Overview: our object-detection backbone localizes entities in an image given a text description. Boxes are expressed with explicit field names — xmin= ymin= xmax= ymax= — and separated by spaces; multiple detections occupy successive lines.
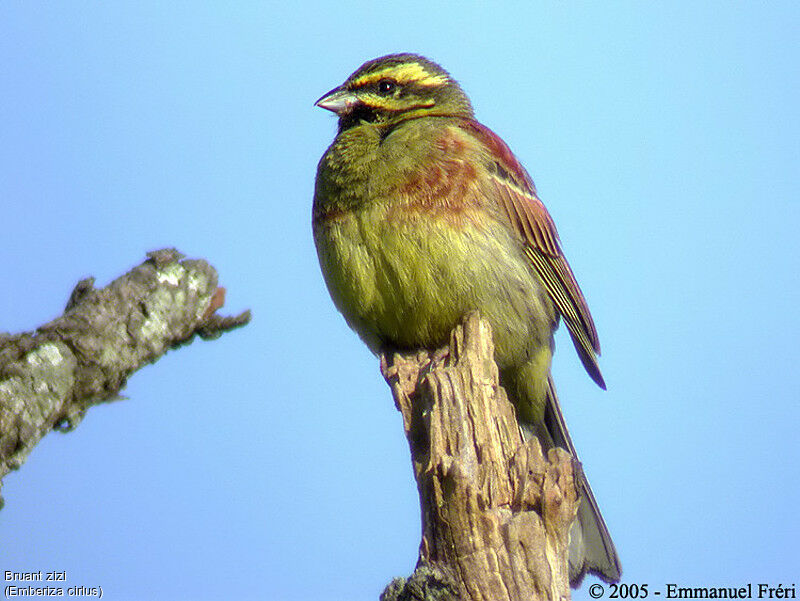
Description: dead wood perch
xmin=0 ymin=248 xmax=250 ymax=508
xmin=380 ymin=313 xmax=578 ymax=601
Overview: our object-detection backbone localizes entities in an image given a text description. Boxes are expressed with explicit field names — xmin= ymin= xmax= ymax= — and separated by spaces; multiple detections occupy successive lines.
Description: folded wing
xmin=457 ymin=119 xmax=605 ymax=389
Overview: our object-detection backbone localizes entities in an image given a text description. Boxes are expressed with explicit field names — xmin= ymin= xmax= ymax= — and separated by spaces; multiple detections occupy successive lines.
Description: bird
xmin=312 ymin=53 xmax=620 ymax=586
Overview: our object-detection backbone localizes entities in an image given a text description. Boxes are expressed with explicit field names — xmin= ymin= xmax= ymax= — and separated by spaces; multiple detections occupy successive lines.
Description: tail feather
xmin=538 ymin=376 xmax=621 ymax=586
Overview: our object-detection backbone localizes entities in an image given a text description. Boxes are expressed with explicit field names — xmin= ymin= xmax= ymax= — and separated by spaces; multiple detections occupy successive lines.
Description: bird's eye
xmin=377 ymin=79 xmax=397 ymax=95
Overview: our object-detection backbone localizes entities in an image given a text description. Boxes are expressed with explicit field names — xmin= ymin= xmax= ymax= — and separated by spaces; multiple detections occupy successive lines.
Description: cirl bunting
xmin=312 ymin=53 xmax=621 ymax=586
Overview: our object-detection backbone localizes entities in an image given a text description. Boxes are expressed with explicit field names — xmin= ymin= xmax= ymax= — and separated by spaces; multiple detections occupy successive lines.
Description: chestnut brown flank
xmin=391 ymin=132 xmax=479 ymax=225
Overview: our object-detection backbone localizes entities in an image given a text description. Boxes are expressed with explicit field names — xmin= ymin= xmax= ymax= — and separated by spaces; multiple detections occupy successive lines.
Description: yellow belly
xmin=313 ymin=202 xmax=556 ymax=371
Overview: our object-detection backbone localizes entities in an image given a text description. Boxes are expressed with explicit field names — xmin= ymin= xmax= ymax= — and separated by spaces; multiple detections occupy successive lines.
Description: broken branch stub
xmin=381 ymin=313 xmax=578 ymax=601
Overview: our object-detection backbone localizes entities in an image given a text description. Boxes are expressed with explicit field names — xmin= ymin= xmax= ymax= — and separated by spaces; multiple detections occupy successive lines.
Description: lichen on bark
xmin=0 ymin=248 xmax=250 ymax=508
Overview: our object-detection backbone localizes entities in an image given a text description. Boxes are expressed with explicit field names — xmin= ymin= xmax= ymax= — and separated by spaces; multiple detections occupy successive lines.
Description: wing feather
xmin=458 ymin=119 xmax=605 ymax=389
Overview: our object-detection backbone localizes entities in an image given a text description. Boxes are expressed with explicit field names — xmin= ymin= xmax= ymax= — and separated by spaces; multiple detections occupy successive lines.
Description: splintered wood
xmin=382 ymin=313 xmax=577 ymax=601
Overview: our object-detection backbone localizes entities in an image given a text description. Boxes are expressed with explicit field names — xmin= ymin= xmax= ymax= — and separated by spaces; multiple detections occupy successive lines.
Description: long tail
xmin=533 ymin=376 xmax=621 ymax=586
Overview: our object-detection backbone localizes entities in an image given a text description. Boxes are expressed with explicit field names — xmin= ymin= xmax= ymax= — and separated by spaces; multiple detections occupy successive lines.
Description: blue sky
xmin=1 ymin=3 xmax=798 ymax=600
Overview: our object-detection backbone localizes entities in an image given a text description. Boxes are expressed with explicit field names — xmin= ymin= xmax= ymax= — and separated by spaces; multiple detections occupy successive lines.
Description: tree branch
xmin=0 ymin=248 xmax=250 ymax=508
xmin=380 ymin=313 xmax=577 ymax=601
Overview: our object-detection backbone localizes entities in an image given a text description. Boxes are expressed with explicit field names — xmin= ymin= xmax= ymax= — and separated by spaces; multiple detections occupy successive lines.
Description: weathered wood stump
xmin=381 ymin=313 xmax=578 ymax=601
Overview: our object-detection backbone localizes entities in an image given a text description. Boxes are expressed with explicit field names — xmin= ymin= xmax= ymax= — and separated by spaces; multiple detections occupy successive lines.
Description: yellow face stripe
xmin=351 ymin=62 xmax=448 ymax=88
xmin=356 ymin=92 xmax=436 ymax=111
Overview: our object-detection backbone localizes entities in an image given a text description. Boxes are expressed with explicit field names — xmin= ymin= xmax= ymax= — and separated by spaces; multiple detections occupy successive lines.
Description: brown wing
xmin=459 ymin=119 xmax=605 ymax=389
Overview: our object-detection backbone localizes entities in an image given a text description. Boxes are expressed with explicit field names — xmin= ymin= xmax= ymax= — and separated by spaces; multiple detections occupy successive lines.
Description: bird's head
xmin=315 ymin=53 xmax=473 ymax=129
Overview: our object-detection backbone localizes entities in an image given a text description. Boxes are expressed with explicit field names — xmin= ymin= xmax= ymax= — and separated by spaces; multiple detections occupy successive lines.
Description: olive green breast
xmin=313 ymin=119 xmax=557 ymax=370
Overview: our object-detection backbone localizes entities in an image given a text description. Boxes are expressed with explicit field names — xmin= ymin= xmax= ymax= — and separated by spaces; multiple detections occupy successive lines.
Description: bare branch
xmin=381 ymin=313 xmax=577 ymax=601
xmin=0 ymin=248 xmax=250 ymax=507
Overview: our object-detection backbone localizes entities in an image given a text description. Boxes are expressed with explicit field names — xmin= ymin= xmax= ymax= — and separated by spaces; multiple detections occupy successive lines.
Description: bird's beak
xmin=315 ymin=85 xmax=357 ymax=116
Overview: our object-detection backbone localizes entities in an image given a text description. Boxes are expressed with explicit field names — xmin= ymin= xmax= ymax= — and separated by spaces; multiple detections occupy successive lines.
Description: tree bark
xmin=380 ymin=313 xmax=577 ymax=601
xmin=0 ymin=248 xmax=250 ymax=508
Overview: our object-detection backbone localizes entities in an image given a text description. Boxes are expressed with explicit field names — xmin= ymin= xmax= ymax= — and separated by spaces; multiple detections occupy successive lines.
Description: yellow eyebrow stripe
xmin=352 ymin=62 xmax=448 ymax=87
